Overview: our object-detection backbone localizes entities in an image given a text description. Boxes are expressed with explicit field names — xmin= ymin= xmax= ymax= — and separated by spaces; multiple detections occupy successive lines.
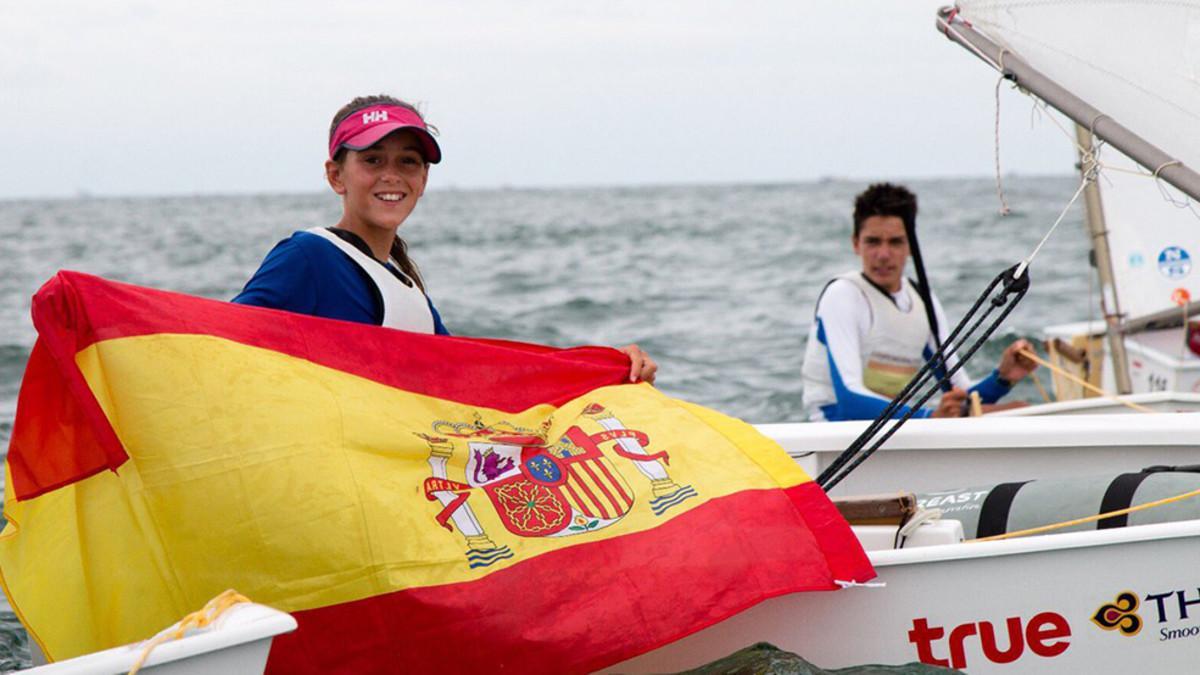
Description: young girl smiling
xmin=235 ymin=94 xmax=656 ymax=381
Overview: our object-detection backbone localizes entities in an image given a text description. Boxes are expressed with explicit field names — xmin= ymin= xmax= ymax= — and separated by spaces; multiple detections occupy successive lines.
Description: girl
xmin=235 ymin=94 xmax=656 ymax=382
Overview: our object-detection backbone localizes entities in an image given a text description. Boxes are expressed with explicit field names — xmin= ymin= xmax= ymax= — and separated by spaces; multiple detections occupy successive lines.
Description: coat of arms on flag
xmin=422 ymin=404 xmax=698 ymax=567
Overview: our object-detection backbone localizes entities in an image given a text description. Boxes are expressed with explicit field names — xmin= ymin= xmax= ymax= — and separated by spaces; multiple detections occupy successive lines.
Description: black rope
xmin=815 ymin=268 xmax=1007 ymax=486
xmin=819 ymin=264 xmax=1029 ymax=490
xmin=906 ymin=220 xmax=949 ymax=391
xmin=818 ymin=264 xmax=1031 ymax=491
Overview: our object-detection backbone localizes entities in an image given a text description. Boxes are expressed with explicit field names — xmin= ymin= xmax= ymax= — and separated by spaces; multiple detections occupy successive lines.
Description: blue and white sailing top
xmin=233 ymin=228 xmax=449 ymax=334
xmin=801 ymin=272 xmax=1009 ymax=422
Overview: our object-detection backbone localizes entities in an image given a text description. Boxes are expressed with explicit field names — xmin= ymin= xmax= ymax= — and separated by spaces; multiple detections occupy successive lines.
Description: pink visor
xmin=328 ymin=104 xmax=442 ymax=163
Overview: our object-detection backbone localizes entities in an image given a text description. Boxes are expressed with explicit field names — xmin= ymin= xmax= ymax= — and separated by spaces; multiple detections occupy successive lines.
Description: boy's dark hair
xmin=853 ymin=183 xmax=918 ymax=238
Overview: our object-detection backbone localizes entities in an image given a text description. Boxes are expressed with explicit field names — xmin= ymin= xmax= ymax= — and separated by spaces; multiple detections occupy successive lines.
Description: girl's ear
xmin=325 ymin=159 xmax=346 ymax=195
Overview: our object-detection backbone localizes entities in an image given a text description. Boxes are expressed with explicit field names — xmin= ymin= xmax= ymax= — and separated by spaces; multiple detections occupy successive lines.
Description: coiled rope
xmin=128 ymin=589 xmax=251 ymax=675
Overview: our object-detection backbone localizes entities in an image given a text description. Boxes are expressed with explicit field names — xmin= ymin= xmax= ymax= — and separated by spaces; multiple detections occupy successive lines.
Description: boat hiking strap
xmin=128 ymin=589 xmax=251 ymax=675
xmin=1016 ymin=348 xmax=1153 ymax=413
xmin=817 ymin=263 xmax=1031 ymax=492
xmin=1098 ymin=472 xmax=1155 ymax=530
xmin=968 ymin=487 xmax=1200 ymax=543
xmin=976 ymin=481 xmax=1032 ymax=539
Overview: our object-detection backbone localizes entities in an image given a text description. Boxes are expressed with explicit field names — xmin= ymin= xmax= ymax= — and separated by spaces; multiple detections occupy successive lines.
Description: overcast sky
xmin=2 ymin=1 xmax=1077 ymax=199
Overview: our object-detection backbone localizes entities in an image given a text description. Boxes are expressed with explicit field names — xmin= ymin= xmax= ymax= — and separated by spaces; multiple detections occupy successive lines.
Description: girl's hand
xmin=617 ymin=344 xmax=658 ymax=384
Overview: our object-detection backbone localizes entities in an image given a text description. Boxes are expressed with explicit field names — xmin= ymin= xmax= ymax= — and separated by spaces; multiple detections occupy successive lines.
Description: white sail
xmin=1094 ymin=147 xmax=1200 ymax=322
xmin=956 ymin=0 xmax=1200 ymax=322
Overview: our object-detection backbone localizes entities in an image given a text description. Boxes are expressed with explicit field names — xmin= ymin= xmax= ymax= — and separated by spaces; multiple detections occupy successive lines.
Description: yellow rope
xmin=1029 ymin=370 xmax=1052 ymax=403
xmin=969 ymin=487 xmax=1200 ymax=543
xmin=128 ymin=590 xmax=251 ymax=675
xmin=1018 ymin=348 xmax=1154 ymax=413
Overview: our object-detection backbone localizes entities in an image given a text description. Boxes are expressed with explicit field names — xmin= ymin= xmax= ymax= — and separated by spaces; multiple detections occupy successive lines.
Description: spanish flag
xmin=1 ymin=272 xmax=873 ymax=673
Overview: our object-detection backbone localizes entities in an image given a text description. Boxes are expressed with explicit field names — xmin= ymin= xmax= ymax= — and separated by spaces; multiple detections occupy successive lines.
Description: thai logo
xmin=1091 ymin=591 xmax=1143 ymax=637
xmin=419 ymin=403 xmax=697 ymax=569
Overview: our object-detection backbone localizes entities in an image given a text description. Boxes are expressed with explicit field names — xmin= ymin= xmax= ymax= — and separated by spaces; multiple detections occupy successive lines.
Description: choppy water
xmin=0 ymin=176 xmax=1090 ymax=669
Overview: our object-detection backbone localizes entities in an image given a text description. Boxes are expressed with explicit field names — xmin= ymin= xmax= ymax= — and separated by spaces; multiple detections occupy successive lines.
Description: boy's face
xmin=853 ymin=215 xmax=909 ymax=293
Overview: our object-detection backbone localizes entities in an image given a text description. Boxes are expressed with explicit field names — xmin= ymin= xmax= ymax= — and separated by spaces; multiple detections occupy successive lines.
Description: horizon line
xmin=0 ymin=172 xmax=1079 ymax=204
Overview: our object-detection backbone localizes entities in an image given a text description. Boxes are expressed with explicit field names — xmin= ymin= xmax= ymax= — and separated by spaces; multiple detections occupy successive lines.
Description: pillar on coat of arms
xmin=421 ymin=433 xmax=497 ymax=551
xmin=584 ymin=404 xmax=684 ymax=499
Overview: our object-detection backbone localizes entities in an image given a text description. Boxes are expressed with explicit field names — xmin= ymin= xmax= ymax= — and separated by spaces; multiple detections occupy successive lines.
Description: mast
xmin=1075 ymin=124 xmax=1133 ymax=394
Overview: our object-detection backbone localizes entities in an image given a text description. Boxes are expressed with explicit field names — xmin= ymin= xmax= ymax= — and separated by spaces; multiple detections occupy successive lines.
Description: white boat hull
xmin=758 ymin=413 xmax=1200 ymax=496
xmin=614 ymin=520 xmax=1200 ymax=673
xmin=20 ymin=603 xmax=296 ymax=675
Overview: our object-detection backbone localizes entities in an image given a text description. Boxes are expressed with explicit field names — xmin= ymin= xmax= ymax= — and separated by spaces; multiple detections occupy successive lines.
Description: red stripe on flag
xmin=12 ymin=272 xmax=637 ymax=500
xmin=573 ymin=464 xmax=616 ymax=519
xmin=594 ymin=456 xmax=635 ymax=510
xmin=7 ymin=340 xmax=129 ymax=500
xmin=786 ymin=481 xmax=879 ymax=580
xmin=31 ymin=272 xmax=631 ymax=410
xmin=577 ymin=459 xmax=624 ymax=517
xmin=563 ymin=468 xmax=604 ymax=519
xmin=265 ymin=482 xmax=872 ymax=675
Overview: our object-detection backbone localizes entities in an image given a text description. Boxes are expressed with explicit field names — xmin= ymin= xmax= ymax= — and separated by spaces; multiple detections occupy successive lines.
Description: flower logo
xmin=1091 ymin=591 xmax=1142 ymax=637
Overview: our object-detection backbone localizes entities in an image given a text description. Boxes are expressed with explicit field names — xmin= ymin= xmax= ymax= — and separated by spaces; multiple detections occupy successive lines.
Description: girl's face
xmin=325 ymin=130 xmax=429 ymax=233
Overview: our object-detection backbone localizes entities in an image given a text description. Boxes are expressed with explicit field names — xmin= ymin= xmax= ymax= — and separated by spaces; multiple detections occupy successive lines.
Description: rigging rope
xmin=994 ymin=73 xmax=1012 ymax=216
xmin=1016 ymin=348 xmax=1153 ymax=413
xmin=943 ymin=11 xmax=1200 ymax=220
xmin=1017 ymin=175 xmax=1091 ymax=279
xmin=1029 ymin=368 xmax=1052 ymax=403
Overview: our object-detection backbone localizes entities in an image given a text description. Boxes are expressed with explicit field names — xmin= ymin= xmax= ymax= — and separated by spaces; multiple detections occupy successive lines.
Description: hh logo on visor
xmin=362 ymin=110 xmax=388 ymax=124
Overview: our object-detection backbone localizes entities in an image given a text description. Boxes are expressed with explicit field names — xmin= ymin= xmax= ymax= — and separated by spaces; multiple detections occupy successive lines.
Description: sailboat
xmin=616 ymin=2 xmax=1200 ymax=671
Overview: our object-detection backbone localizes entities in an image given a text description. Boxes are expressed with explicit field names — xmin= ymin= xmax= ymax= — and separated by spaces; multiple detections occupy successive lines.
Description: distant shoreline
xmin=0 ymin=173 xmax=1078 ymax=204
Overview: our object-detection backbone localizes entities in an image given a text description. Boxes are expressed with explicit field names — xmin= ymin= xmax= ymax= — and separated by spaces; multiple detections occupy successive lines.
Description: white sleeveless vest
xmin=803 ymin=272 xmax=932 ymax=412
xmin=308 ymin=228 xmax=435 ymax=333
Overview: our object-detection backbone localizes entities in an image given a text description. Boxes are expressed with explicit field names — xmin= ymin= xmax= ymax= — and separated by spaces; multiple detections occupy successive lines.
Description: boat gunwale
xmin=868 ymin=517 xmax=1200 ymax=567
xmin=757 ymin=412 xmax=1200 ymax=454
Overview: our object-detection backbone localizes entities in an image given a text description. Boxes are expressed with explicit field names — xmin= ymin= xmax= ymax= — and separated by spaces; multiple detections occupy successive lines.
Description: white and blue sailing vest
xmin=803 ymin=272 xmax=932 ymax=409
xmin=308 ymin=227 xmax=435 ymax=333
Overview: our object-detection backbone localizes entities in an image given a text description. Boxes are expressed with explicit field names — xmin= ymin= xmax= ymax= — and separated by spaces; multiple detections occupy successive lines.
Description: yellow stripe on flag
xmin=2 ymin=332 xmax=815 ymax=660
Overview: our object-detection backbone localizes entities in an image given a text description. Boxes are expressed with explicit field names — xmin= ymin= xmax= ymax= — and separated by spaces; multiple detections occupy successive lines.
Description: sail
xmin=1092 ymin=147 xmax=1200 ymax=323
xmin=955 ymin=0 xmax=1200 ymax=323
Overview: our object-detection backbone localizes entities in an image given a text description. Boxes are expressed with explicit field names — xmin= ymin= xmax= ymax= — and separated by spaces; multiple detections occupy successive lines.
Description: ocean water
xmin=0 ymin=176 xmax=1090 ymax=669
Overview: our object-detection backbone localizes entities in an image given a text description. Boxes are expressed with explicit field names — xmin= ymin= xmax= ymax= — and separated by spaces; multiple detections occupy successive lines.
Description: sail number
xmin=1146 ymin=373 xmax=1169 ymax=392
